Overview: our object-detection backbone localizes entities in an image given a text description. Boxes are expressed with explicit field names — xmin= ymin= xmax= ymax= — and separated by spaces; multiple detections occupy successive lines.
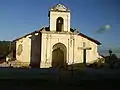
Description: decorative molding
xmin=35 ymin=33 xmax=39 ymax=36
xmin=70 ymin=39 xmax=72 ymax=47
xmin=50 ymin=4 xmax=70 ymax=12
xmin=41 ymin=31 xmax=75 ymax=35
xmin=27 ymin=35 xmax=32 ymax=38
xmin=68 ymin=39 xmax=69 ymax=63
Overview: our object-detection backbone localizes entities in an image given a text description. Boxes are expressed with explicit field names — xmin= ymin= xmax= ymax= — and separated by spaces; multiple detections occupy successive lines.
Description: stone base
xmin=40 ymin=62 xmax=52 ymax=68
xmin=9 ymin=60 xmax=30 ymax=68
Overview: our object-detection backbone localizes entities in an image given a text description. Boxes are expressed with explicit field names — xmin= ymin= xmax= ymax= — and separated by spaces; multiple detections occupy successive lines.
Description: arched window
xmin=56 ymin=17 xmax=64 ymax=32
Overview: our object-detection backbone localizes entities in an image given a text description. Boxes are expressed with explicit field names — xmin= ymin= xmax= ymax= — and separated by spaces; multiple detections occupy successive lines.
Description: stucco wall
xmin=16 ymin=35 xmax=31 ymax=65
xmin=74 ymin=35 xmax=100 ymax=64
xmin=41 ymin=32 xmax=72 ymax=68
xmin=15 ymin=31 xmax=100 ymax=68
xmin=40 ymin=32 xmax=100 ymax=68
xmin=49 ymin=11 xmax=70 ymax=32
xmin=16 ymin=32 xmax=42 ymax=67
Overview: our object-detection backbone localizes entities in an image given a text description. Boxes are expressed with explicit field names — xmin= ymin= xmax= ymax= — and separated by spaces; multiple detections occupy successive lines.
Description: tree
xmin=102 ymin=49 xmax=119 ymax=69
xmin=109 ymin=49 xmax=112 ymax=56
xmin=0 ymin=41 xmax=11 ymax=59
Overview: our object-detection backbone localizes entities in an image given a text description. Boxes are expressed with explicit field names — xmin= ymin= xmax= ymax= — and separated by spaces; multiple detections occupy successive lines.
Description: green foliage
xmin=105 ymin=50 xmax=118 ymax=63
xmin=102 ymin=49 xmax=120 ymax=69
xmin=109 ymin=49 xmax=112 ymax=56
xmin=107 ymin=54 xmax=118 ymax=68
xmin=97 ymin=58 xmax=105 ymax=66
xmin=87 ymin=58 xmax=105 ymax=68
xmin=0 ymin=41 xmax=16 ymax=59
xmin=0 ymin=41 xmax=10 ymax=57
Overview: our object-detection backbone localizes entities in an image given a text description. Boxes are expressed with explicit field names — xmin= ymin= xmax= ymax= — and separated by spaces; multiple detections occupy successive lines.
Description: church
xmin=12 ymin=4 xmax=102 ymax=68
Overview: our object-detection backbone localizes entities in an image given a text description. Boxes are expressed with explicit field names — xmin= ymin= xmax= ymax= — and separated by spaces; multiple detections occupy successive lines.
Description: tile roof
xmin=78 ymin=33 xmax=101 ymax=45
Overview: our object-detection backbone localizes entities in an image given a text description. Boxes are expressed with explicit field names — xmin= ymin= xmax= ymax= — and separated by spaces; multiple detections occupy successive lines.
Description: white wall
xmin=16 ymin=35 xmax=31 ymax=65
xmin=40 ymin=32 xmax=100 ymax=68
xmin=74 ymin=35 xmax=100 ymax=64
xmin=49 ymin=11 xmax=70 ymax=32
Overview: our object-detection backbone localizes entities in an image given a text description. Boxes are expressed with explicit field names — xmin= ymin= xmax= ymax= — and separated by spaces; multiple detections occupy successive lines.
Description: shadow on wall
xmin=30 ymin=32 xmax=42 ymax=68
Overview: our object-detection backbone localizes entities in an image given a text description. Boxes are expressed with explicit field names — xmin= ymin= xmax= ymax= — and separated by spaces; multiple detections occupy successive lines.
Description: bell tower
xmin=48 ymin=4 xmax=71 ymax=32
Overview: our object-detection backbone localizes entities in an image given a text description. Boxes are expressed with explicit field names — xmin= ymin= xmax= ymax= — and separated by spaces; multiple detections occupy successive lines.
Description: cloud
xmin=96 ymin=25 xmax=112 ymax=34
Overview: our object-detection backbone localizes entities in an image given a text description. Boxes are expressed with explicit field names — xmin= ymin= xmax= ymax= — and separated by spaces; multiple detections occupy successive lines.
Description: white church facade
xmin=12 ymin=4 xmax=101 ymax=68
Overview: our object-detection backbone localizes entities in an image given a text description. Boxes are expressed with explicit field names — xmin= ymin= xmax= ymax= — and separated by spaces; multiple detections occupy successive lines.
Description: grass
xmin=0 ymin=67 xmax=120 ymax=89
xmin=0 ymin=67 xmax=120 ymax=79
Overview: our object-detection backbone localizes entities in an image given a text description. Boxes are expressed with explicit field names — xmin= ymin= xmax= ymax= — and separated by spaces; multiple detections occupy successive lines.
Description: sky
xmin=0 ymin=0 xmax=120 ymax=56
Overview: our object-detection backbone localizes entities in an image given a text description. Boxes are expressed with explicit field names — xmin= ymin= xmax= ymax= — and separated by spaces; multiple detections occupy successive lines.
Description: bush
xmin=87 ymin=58 xmax=105 ymax=69
xmin=87 ymin=62 xmax=97 ymax=68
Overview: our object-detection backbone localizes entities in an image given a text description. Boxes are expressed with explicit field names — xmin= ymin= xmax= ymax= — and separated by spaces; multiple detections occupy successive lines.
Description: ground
xmin=0 ymin=67 xmax=120 ymax=89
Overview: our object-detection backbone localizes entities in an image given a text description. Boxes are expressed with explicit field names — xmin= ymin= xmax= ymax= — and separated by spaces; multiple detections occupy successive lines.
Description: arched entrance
xmin=56 ymin=17 xmax=64 ymax=32
xmin=52 ymin=43 xmax=67 ymax=68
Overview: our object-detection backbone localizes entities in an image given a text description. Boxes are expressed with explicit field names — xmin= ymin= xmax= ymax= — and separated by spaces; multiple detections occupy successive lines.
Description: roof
xmin=78 ymin=33 xmax=101 ymax=45
xmin=50 ymin=4 xmax=70 ymax=12
xmin=12 ymin=27 xmax=101 ymax=45
xmin=12 ymin=27 xmax=44 ymax=42
xmin=70 ymin=28 xmax=101 ymax=45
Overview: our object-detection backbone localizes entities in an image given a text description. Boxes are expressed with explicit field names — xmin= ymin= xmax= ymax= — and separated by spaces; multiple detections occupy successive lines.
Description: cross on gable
xmin=78 ymin=47 xmax=91 ymax=50
xmin=78 ymin=42 xmax=92 ymax=50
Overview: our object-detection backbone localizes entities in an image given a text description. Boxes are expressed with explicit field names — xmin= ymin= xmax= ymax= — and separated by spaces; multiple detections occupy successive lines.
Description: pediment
xmin=50 ymin=4 xmax=70 ymax=12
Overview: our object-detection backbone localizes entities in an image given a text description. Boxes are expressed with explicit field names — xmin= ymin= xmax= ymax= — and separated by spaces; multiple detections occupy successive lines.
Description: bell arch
xmin=52 ymin=43 xmax=67 ymax=68
xmin=56 ymin=17 xmax=64 ymax=32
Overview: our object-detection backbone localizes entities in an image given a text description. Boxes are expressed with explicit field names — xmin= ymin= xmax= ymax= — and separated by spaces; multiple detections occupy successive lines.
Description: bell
xmin=58 ymin=20 xmax=61 ymax=23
